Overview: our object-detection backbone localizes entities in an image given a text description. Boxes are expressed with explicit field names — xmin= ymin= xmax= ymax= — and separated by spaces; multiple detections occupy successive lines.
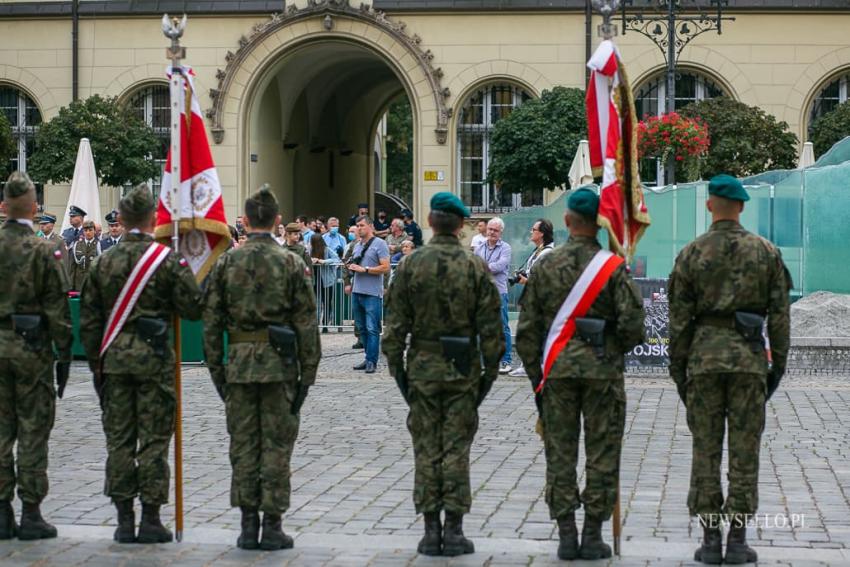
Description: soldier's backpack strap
xmin=538 ymin=250 xmax=623 ymax=392
xmin=99 ymin=242 xmax=171 ymax=357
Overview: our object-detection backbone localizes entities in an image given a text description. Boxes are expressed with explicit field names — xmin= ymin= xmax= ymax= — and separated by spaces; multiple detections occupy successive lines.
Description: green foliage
xmin=385 ymin=97 xmax=413 ymax=207
xmin=27 ymin=95 xmax=160 ymax=187
xmin=810 ymin=101 xmax=850 ymax=158
xmin=679 ymin=97 xmax=797 ymax=178
xmin=487 ymin=86 xmax=586 ymax=193
xmin=0 ymin=111 xmax=14 ymax=176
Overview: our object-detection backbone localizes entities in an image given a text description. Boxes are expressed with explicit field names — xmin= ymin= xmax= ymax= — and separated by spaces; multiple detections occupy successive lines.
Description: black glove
xmin=92 ymin=367 xmax=105 ymax=410
xmin=476 ymin=373 xmax=497 ymax=407
xmin=672 ymin=372 xmax=688 ymax=405
xmin=394 ymin=366 xmax=410 ymax=403
xmin=209 ymin=366 xmax=227 ymax=402
xmin=766 ymin=369 xmax=782 ymax=400
xmin=291 ymin=382 xmax=310 ymax=415
xmin=527 ymin=372 xmax=542 ymax=393
xmin=55 ymin=361 xmax=71 ymax=399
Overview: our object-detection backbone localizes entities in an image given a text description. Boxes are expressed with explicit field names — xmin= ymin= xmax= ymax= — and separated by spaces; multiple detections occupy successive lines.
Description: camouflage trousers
xmin=101 ymin=372 xmax=175 ymax=505
xmin=0 ymin=356 xmax=55 ymax=504
xmin=407 ymin=379 xmax=479 ymax=514
xmin=226 ymin=381 xmax=300 ymax=514
xmin=686 ymin=372 xmax=766 ymax=518
xmin=541 ymin=378 xmax=626 ymax=521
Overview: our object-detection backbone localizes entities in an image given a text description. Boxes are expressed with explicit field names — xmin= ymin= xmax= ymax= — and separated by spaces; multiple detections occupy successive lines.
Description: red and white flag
xmin=154 ymin=66 xmax=230 ymax=282
xmin=586 ymin=40 xmax=650 ymax=259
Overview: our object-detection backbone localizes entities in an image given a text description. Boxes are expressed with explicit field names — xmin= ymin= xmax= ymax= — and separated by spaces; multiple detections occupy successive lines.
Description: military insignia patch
xmin=305 ymin=267 xmax=312 ymax=276
xmin=53 ymin=249 xmax=63 ymax=259
xmin=179 ymin=257 xmax=189 ymax=267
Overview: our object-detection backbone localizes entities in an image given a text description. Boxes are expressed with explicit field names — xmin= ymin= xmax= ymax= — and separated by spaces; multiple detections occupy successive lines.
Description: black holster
xmin=268 ymin=325 xmax=298 ymax=365
xmin=734 ymin=311 xmax=766 ymax=354
xmin=575 ymin=317 xmax=606 ymax=359
xmin=135 ymin=317 xmax=169 ymax=357
xmin=11 ymin=314 xmax=45 ymax=352
xmin=440 ymin=336 xmax=472 ymax=377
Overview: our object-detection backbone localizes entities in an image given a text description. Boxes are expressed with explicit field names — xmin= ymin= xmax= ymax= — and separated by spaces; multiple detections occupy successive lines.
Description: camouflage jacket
xmin=382 ymin=234 xmax=505 ymax=381
xmin=203 ymin=233 xmax=321 ymax=386
xmin=516 ymin=235 xmax=645 ymax=382
xmin=70 ymin=238 xmax=99 ymax=290
xmin=284 ymin=242 xmax=312 ymax=271
xmin=0 ymin=221 xmax=72 ymax=360
xmin=668 ymin=219 xmax=792 ymax=381
xmin=79 ymin=233 xmax=202 ymax=374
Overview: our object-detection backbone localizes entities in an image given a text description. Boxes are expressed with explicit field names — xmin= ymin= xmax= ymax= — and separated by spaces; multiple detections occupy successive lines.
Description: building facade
xmin=1 ymin=0 xmax=848 ymax=224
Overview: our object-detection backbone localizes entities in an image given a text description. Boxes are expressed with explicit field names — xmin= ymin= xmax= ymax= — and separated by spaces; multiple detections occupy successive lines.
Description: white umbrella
xmin=569 ymin=140 xmax=594 ymax=189
xmin=61 ymin=138 xmax=102 ymax=231
xmin=797 ymin=141 xmax=815 ymax=169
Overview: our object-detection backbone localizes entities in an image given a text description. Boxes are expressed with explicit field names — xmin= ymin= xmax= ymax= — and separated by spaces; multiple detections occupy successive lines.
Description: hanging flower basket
xmin=637 ymin=112 xmax=710 ymax=182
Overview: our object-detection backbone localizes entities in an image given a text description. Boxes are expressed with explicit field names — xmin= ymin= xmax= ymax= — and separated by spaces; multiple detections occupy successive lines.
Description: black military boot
xmin=442 ymin=511 xmax=474 ymax=556
xmin=557 ymin=513 xmax=579 ymax=560
xmin=237 ymin=507 xmax=260 ymax=550
xmin=113 ymin=499 xmax=136 ymax=543
xmin=0 ymin=500 xmax=17 ymax=540
xmin=259 ymin=513 xmax=294 ymax=551
xmin=725 ymin=523 xmax=758 ymax=564
xmin=417 ymin=512 xmax=442 ymax=556
xmin=136 ymin=504 xmax=173 ymax=543
xmin=693 ymin=523 xmax=722 ymax=564
xmin=579 ymin=516 xmax=612 ymax=560
xmin=18 ymin=501 xmax=57 ymax=540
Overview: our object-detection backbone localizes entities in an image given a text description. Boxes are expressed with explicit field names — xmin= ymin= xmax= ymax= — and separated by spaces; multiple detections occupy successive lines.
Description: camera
xmin=508 ymin=270 xmax=527 ymax=286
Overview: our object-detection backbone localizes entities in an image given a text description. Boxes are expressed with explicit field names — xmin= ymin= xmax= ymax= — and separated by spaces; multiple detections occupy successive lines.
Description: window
xmin=128 ymin=84 xmax=170 ymax=197
xmin=808 ymin=73 xmax=849 ymax=139
xmin=635 ymin=71 xmax=726 ymax=185
xmin=0 ymin=86 xmax=41 ymax=177
xmin=457 ymin=84 xmax=534 ymax=213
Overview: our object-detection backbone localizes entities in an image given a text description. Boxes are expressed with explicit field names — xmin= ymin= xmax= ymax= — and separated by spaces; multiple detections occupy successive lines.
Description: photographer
xmin=345 ymin=216 xmax=390 ymax=373
xmin=508 ymin=218 xmax=555 ymax=377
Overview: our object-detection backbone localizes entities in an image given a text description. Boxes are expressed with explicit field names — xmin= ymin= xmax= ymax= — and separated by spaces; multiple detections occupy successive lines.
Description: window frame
xmin=807 ymin=73 xmax=849 ymax=139
xmin=0 ymin=85 xmax=41 ymax=176
xmin=127 ymin=83 xmax=170 ymax=199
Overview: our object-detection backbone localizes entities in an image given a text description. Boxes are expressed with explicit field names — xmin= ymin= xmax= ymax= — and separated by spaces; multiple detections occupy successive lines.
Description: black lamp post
xmin=592 ymin=0 xmax=734 ymax=183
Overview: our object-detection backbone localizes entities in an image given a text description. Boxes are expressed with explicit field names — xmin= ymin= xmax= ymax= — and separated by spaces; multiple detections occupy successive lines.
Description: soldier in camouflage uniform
xmin=383 ymin=192 xmax=504 ymax=557
xmin=668 ymin=174 xmax=791 ymax=565
xmin=203 ymin=188 xmax=321 ymax=551
xmin=69 ymin=220 xmax=100 ymax=290
xmin=79 ymin=184 xmax=202 ymax=544
xmin=0 ymin=172 xmax=72 ymax=541
xmin=283 ymin=222 xmax=312 ymax=268
xmin=516 ymin=188 xmax=645 ymax=561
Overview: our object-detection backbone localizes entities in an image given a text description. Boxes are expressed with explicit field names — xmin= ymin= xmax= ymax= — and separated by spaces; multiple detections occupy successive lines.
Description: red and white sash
xmin=538 ymin=250 xmax=624 ymax=392
xmin=99 ymin=242 xmax=171 ymax=357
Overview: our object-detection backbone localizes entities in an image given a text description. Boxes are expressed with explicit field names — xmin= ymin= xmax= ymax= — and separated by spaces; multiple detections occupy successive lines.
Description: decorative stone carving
xmin=206 ymin=0 xmax=452 ymax=145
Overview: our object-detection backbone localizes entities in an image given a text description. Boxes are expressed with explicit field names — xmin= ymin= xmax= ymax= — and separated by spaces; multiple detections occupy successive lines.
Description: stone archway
xmin=206 ymin=0 xmax=452 ymax=219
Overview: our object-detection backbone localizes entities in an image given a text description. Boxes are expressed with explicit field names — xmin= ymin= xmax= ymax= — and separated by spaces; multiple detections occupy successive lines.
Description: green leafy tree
xmin=28 ymin=95 xmax=160 ymax=187
xmin=810 ymin=101 xmax=850 ymax=158
xmin=0 ymin=112 xmax=15 ymax=177
xmin=487 ymin=86 xmax=586 ymax=193
xmin=679 ymin=97 xmax=797 ymax=178
xmin=385 ymin=97 xmax=413 ymax=206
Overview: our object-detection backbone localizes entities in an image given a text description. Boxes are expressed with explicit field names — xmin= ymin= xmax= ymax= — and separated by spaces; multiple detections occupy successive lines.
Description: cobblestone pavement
xmin=1 ymin=334 xmax=848 ymax=565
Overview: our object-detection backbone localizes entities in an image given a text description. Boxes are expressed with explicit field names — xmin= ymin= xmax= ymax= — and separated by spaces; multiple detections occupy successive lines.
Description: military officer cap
xmin=105 ymin=210 xmax=119 ymax=225
xmin=285 ymin=222 xmax=301 ymax=233
xmin=4 ymin=171 xmax=35 ymax=199
xmin=69 ymin=205 xmax=87 ymax=217
xmin=567 ymin=187 xmax=600 ymax=220
xmin=430 ymin=191 xmax=470 ymax=218
xmin=82 ymin=220 xmax=95 ymax=229
xmin=708 ymin=174 xmax=749 ymax=202
xmin=119 ymin=183 xmax=156 ymax=217
xmin=39 ymin=212 xmax=57 ymax=224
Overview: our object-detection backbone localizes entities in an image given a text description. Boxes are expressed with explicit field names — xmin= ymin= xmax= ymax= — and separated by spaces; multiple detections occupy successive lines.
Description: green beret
xmin=708 ymin=174 xmax=749 ymax=202
xmin=430 ymin=192 xmax=469 ymax=218
xmin=119 ymin=183 xmax=155 ymax=217
xmin=567 ymin=187 xmax=600 ymax=219
xmin=4 ymin=171 xmax=34 ymax=199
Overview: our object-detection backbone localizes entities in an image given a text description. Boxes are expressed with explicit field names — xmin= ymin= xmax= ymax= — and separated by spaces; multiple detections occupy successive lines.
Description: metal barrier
xmin=310 ymin=263 xmax=400 ymax=332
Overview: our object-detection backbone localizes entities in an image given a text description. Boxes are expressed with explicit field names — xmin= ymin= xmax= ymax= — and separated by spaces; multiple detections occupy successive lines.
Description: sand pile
xmin=790 ymin=291 xmax=850 ymax=338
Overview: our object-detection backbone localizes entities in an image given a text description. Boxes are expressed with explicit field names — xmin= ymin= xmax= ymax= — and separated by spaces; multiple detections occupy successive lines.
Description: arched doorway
xmin=247 ymin=39 xmax=411 ymax=221
xmin=207 ymin=4 xmax=454 ymax=222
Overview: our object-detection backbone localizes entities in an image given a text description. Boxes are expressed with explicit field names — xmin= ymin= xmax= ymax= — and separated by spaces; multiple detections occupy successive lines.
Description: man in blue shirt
xmin=475 ymin=217 xmax=513 ymax=373
xmin=346 ymin=216 xmax=391 ymax=374
xmin=322 ymin=217 xmax=347 ymax=259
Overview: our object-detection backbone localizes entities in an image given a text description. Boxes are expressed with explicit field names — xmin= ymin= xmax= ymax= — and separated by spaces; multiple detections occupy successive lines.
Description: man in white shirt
xmin=470 ymin=219 xmax=488 ymax=251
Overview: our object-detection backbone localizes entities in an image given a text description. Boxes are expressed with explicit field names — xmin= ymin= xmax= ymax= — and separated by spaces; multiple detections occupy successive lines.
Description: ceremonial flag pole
xmin=163 ymin=13 xmax=187 ymax=543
